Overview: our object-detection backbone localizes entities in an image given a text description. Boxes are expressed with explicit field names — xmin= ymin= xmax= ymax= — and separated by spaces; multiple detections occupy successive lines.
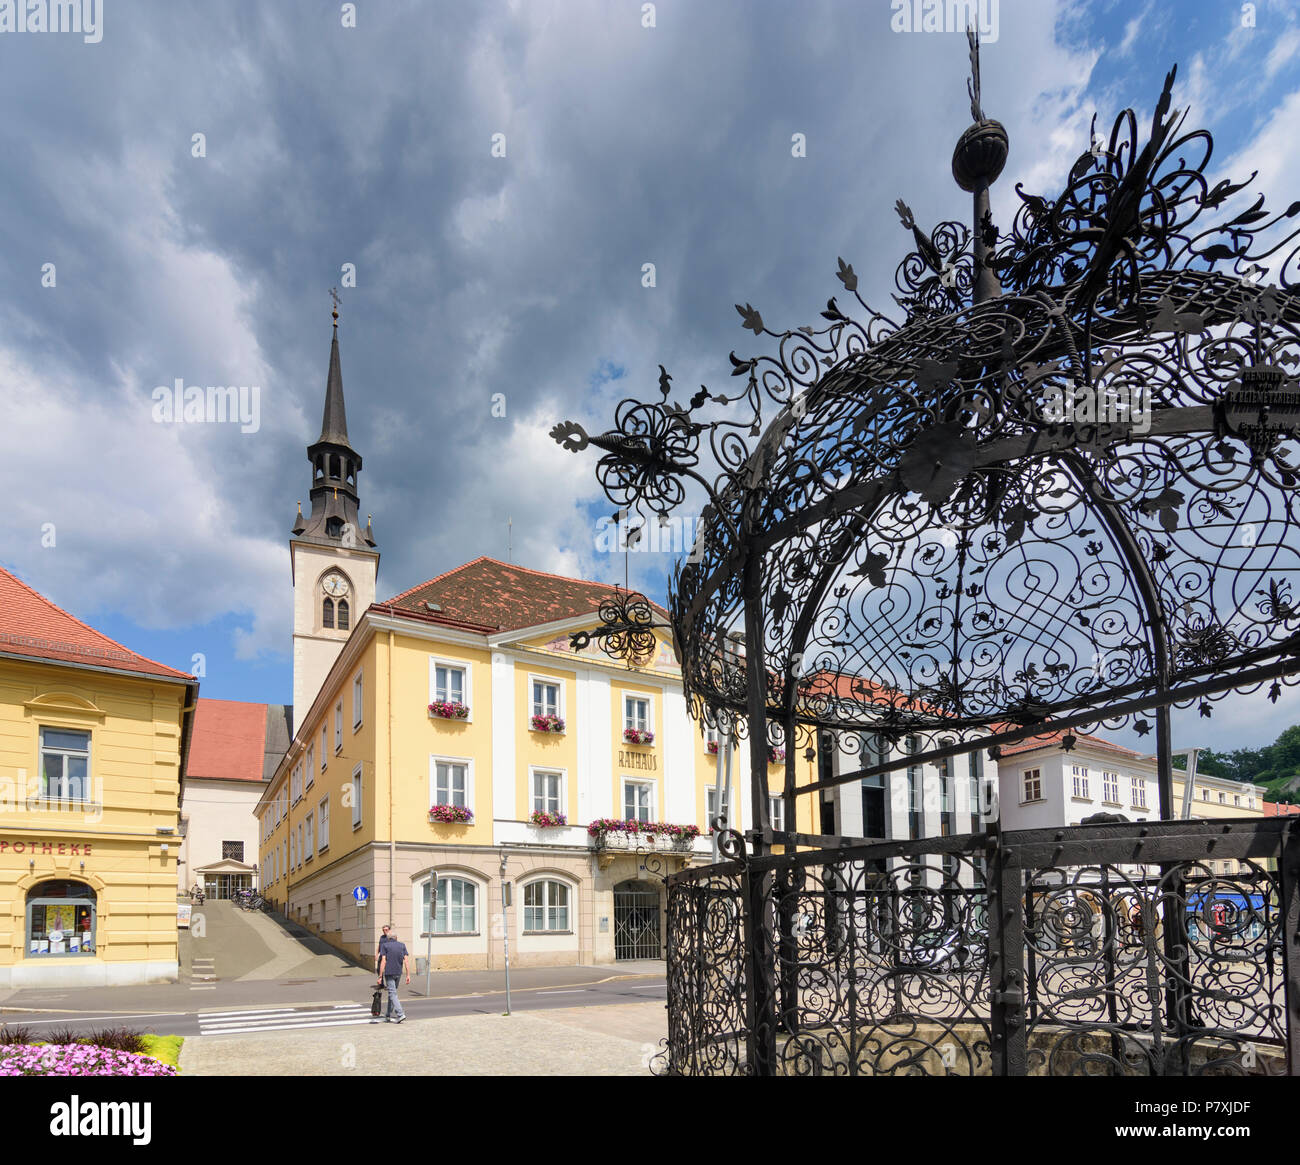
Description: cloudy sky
xmin=2 ymin=0 xmax=1298 ymax=751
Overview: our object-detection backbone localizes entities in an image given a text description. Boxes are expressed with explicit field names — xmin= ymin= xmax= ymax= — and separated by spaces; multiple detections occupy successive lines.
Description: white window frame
xmin=769 ymin=795 xmax=785 ymax=833
xmin=1022 ymin=768 xmax=1042 ymax=804
xmin=298 ymin=822 xmax=304 ymax=867
xmin=352 ymin=765 xmax=363 ymax=829
xmin=38 ymin=727 xmax=92 ymax=804
xmin=429 ymin=657 xmax=472 ymax=719
xmin=353 ymin=670 xmax=364 ymax=730
xmin=430 ymin=754 xmax=475 ymax=812
xmin=529 ymin=674 xmax=564 ymax=722
xmin=522 ymin=878 xmax=573 ymax=934
xmin=304 ymin=812 xmax=314 ymax=861
xmin=320 ymin=725 xmax=328 ymax=770
xmin=335 ymin=702 xmax=343 ymax=752
xmin=623 ymin=777 xmax=655 ymax=823
xmin=1071 ymin=764 xmax=1089 ymax=799
xmin=1102 ymin=770 xmax=1120 ymax=804
xmin=424 ymin=874 xmax=480 ymax=936
xmin=623 ymin=692 xmax=653 ymax=733
xmin=305 ymin=746 xmax=314 ymax=790
xmin=318 ymin=796 xmax=330 ymax=851
xmin=1132 ymin=777 xmax=1149 ymax=809
xmin=529 ymin=767 xmax=565 ymax=816
xmin=706 ymin=785 xmax=732 ymax=827
xmin=289 ymin=830 xmax=295 ymax=869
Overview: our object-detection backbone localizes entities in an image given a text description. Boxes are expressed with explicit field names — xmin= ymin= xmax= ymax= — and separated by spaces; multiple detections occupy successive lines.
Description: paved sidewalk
xmin=179 ymin=1000 xmax=667 ymax=1076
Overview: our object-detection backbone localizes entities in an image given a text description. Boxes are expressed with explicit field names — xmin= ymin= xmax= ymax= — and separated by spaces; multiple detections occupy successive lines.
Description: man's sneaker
xmin=393 ymin=1015 xmax=405 ymax=1024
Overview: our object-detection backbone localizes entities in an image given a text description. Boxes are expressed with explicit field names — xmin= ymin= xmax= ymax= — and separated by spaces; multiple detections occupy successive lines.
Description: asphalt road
xmin=0 ymin=975 xmax=668 ymax=1041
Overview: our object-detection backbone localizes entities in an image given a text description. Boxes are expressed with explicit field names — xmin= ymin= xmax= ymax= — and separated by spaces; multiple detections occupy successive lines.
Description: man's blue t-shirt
xmin=380 ymin=940 xmax=408 ymax=978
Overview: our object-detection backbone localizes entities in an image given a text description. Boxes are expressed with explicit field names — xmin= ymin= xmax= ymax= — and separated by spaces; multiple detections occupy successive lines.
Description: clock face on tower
xmin=322 ymin=573 xmax=350 ymax=598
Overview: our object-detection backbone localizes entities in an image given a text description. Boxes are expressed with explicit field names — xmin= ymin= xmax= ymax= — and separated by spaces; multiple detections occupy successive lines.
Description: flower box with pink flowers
xmin=428 ymin=804 xmax=473 ymax=824
xmin=530 ymin=714 xmax=565 ymax=734
xmin=623 ymin=728 xmax=655 ymax=746
xmin=428 ymin=700 xmax=470 ymax=721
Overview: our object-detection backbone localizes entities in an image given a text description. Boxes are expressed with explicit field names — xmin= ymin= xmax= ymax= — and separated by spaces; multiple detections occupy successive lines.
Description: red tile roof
xmin=1264 ymin=800 xmax=1300 ymax=816
xmin=188 ymin=699 xmax=272 ymax=783
xmin=380 ymin=556 xmax=669 ymax=633
xmin=996 ymin=730 xmax=1149 ymax=761
xmin=0 ymin=566 xmax=192 ymax=680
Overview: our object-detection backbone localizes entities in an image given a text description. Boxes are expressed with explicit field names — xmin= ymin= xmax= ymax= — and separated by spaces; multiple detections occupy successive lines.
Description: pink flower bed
xmin=0 ymin=1044 xmax=175 ymax=1077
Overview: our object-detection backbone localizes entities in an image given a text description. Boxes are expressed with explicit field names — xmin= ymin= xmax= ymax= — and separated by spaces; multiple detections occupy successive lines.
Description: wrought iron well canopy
xmin=555 ymin=33 xmax=1300 ymax=832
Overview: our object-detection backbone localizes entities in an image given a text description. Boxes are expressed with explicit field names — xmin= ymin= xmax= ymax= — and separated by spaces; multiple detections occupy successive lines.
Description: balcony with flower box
xmin=588 ymin=818 xmax=701 ymax=869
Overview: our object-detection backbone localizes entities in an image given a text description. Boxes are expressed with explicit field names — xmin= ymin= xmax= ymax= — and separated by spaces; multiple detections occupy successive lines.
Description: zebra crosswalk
xmin=197 ymin=1003 xmax=378 ymax=1035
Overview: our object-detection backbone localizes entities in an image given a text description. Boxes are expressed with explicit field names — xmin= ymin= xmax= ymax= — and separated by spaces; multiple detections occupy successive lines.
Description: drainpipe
xmin=388 ymin=628 xmax=396 ymax=951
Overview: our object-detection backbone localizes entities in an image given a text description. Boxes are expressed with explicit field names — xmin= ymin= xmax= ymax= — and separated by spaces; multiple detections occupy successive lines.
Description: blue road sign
xmin=352 ymin=885 xmax=369 ymax=904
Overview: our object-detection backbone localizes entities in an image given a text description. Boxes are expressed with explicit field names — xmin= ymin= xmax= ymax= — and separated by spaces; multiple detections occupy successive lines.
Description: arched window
xmin=326 ymin=517 xmax=343 ymax=538
xmin=523 ymin=880 xmax=570 ymax=932
xmin=314 ymin=456 xmax=324 ymax=479
xmin=422 ymin=876 xmax=477 ymax=934
xmin=337 ymin=599 xmax=349 ymax=631
xmin=26 ymin=880 xmax=96 ymax=957
xmin=322 ymin=598 xmax=334 ymax=629
xmin=330 ymin=455 xmax=341 ymax=479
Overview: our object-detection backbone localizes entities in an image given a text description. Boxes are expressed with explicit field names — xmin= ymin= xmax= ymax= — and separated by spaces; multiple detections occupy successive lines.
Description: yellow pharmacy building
xmin=0 ymin=567 xmax=197 ymax=986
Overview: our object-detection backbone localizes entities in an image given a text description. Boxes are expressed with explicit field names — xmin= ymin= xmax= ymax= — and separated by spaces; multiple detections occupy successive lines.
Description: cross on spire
xmin=329 ymin=286 xmax=341 ymax=325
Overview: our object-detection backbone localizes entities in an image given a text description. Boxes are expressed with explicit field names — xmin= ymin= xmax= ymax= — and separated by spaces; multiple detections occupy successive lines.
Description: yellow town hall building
xmin=257 ymin=320 xmax=810 ymax=969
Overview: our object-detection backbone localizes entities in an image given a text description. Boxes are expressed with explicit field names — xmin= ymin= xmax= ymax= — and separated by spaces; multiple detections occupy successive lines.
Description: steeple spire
xmin=290 ymin=297 xmax=377 ymax=550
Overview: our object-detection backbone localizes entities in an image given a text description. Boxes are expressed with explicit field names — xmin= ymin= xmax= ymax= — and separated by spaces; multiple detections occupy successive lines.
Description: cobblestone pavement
xmin=178 ymin=1000 xmax=668 ymax=1076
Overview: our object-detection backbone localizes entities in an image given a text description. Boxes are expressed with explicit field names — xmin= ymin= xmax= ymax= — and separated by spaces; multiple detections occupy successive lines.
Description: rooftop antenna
xmin=507 ymin=515 xmax=513 ymax=563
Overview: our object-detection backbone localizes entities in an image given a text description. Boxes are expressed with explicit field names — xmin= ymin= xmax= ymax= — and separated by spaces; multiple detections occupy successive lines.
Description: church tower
xmin=290 ymin=302 xmax=379 ymax=734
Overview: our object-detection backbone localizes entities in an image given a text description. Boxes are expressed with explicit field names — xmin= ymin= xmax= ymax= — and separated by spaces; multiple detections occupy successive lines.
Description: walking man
xmin=377 ymin=924 xmax=411 ymax=1023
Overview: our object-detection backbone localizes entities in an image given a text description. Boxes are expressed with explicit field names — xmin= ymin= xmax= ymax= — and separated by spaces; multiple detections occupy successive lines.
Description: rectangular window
xmin=289 ymin=831 xmax=295 ymax=869
xmin=531 ymin=770 xmax=563 ymax=816
xmin=321 ymin=726 xmax=328 ymax=770
xmin=304 ymin=813 xmax=314 ymax=860
xmin=1071 ymin=764 xmax=1090 ymax=799
xmin=624 ymin=695 xmax=650 ymax=732
xmin=1132 ymin=777 xmax=1148 ymax=809
xmin=291 ymin=764 xmax=301 ymax=804
xmin=353 ymin=671 xmax=363 ymax=729
xmin=769 ymin=796 xmax=785 ymax=833
xmin=532 ymin=679 xmax=560 ymax=719
xmin=335 ymin=702 xmax=343 ymax=751
xmin=298 ymin=823 xmax=305 ymax=866
xmin=221 ymin=840 xmax=244 ymax=862
xmin=433 ymin=663 xmax=466 ymax=705
xmin=305 ymin=746 xmax=314 ymax=789
xmin=1023 ymin=769 xmax=1042 ymax=803
xmin=706 ymin=785 xmax=731 ymax=826
xmin=1102 ymin=771 xmax=1119 ymax=804
xmin=352 ymin=766 xmax=363 ymax=828
xmin=624 ymin=778 xmax=654 ymax=822
xmin=40 ymin=728 xmax=91 ymax=804
xmin=318 ymin=797 xmax=330 ymax=850
xmin=433 ymin=759 xmax=470 ymax=808
xmin=1218 ymin=791 xmax=1225 ymax=804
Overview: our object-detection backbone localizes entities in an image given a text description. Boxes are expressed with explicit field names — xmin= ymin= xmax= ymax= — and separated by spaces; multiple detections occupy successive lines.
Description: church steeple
xmin=288 ymin=295 xmax=380 ymax=736
xmin=292 ymin=300 xmax=377 ymax=550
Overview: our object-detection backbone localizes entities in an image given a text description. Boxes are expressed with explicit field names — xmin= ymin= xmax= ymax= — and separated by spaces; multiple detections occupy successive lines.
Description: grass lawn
xmin=140 ymin=1034 xmax=184 ymax=1070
